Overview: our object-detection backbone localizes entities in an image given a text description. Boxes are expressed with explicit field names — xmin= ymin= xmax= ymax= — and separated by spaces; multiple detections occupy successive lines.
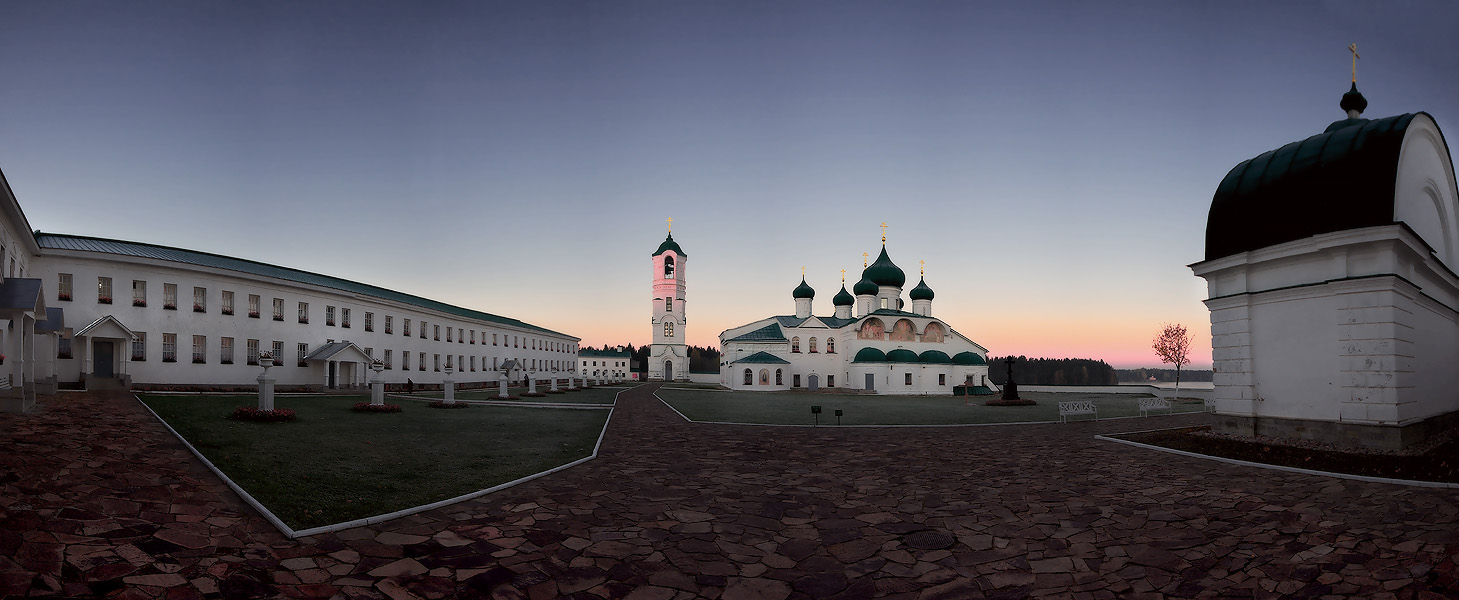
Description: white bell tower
xmin=649 ymin=219 xmax=689 ymax=382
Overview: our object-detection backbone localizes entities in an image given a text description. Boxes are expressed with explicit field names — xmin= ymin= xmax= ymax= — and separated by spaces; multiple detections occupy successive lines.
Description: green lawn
xmin=407 ymin=386 xmax=627 ymax=404
xmin=655 ymin=389 xmax=1206 ymax=426
xmin=140 ymin=394 xmax=610 ymax=530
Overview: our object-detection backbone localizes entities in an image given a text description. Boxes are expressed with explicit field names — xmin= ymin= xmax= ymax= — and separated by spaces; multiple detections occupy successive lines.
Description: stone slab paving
xmin=2 ymin=386 xmax=1457 ymax=599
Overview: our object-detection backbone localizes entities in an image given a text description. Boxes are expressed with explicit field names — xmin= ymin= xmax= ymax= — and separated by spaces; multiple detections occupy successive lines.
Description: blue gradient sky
xmin=3 ymin=2 xmax=1456 ymax=368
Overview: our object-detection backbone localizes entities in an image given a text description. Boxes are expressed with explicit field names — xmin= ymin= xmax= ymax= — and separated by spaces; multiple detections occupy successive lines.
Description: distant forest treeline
xmin=1114 ymin=368 xmax=1214 ymax=383
xmin=580 ymin=344 xmax=721 ymax=373
xmin=986 ymin=356 xmax=1118 ymax=385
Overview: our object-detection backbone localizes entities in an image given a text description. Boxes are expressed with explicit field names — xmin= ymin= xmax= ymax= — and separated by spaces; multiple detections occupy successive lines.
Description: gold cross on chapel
xmin=1349 ymin=43 xmax=1360 ymax=83
xmin=880 ymin=222 xmax=888 ymax=243
xmin=666 ymin=217 xmax=672 ymax=233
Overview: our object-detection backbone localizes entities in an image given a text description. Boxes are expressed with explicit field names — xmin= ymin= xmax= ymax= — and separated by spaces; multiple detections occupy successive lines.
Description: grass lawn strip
xmin=140 ymin=393 xmax=613 ymax=532
xmin=1102 ymin=426 xmax=1459 ymax=487
xmin=655 ymin=389 xmax=1205 ymax=426
xmin=411 ymin=386 xmax=627 ymax=404
xmin=387 ymin=394 xmax=613 ymax=410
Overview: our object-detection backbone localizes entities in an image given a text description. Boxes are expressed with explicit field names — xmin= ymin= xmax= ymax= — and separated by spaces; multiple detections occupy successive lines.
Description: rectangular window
xmin=298 ymin=302 xmax=309 ymax=324
xmin=470 ymin=356 xmax=476 ymax=371
xmin=272 ymin=341 xmax=283 ymax=365
xmin=445 ymin=355 xmax=452 ymax=370
xmin=98 ymin=277 xmax=113 ymax=304
xmin=342 ymin=307 xmax=351 ymax=329
xmin=192 ymin=335 xmax=206 ymax=363
xmin=384 ymin=349 xmax=392 ymax=369
xmin=470 ymin=330 xmax=475 ymax=344
xmin=221 ymin=291 xmax=234 ymax=315
xmin=403 ymin=318 xmax=411 ymax=336
xmin=514 ymin=336 xmax=518 ymax=348
xmin=420 ymin=321 xmax=427 ymax=339
xmin=493 ymin=357 xmax=498 ymax=370
xmin=403 ymin=351 xmax=411 ymax=370
xmin=298 ymin=343 xmax=309 ymax=367
xmin=326 ymin=305 xmax=336 ymax=326
xmin=220 ymin=337 xmax=234 ymax=364
xmin=458 ymin=328 xmax=464 ymax=344
xmin=164 ymin=283 xmax=177 ymax=309
xmin=248 ymin=294 xmax=261 ymax=318
xmin=434 ymin=325 xmax=440 ymax=341
xmin=493 ymin=333 xmax=498 ymax=346
xmin=363 ymin=311 xmax=373 ymax=332
xmin=365 ymin=347 xmax=373 ymax=359
xmin=666 ymin=297 xmax=672 ymax=312
xmin=57 ymin=273 xmax=72 ymax=301
xmin=904 ymin=373 xmax=912 ymax=385
xmin=433 ymin=354 xmax=440 ymax=371
xmin=939 ymin=374 xmax=946 ymax=386
xmin=162 ymin=333 xmax=177 ymax=362
xmin=446 ymin=327 xmax=452 ymax=342
xmin=419 ymin=354 xmax=425 ymax=371
xmin=385 ymin=316 xmax=393 ymax=334
xmin=193 ymin=287 xmax=206 ymax=313
xmin=272 ymin=298 xmax=284 ymax=320
xmin=828 ymin=375 xmax=834 ymax=387
xmin=131 ymin=332 xmax=146 ymax=361
xmin=793 ymin=374 xmax=801 ymax=388
xmin=132 ymin=280 xmax=146 ymax=307
xmin=247 ymin=339 xmax=260 ymax=365
xmin=58 ymin=328 xmax=73 ymax=359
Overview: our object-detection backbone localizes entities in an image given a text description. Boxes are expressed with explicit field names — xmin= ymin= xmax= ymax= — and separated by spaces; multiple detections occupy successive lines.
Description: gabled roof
xmin=303 ymin=341 xmax=373 ymax=363
xmin=75 ymin=315 xmax=136 ymax=340
xmin=726 ymin=322 xmax=786 ymax=342
xmin=0 ymin=278 xmax=45 ymax=313
xmin=36 ymin=307 xmax=64 ymax=333
xmin=774 ymin=316 xmax=808 ymax=328
xmin=736 ymin=351 xmax=790 ymax=364
xmin=818 ymin=317 xmax=858 ymax=329
xmin=35 ymin=233 xmax=574 ymax=338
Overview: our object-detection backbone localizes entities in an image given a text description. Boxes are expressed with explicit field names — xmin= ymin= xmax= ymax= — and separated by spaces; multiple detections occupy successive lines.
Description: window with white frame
xmin=434 ymin=325 xmax=440 ymax=341
xmin=418 ymin=354 xmax=425 ymax=371
xmin=193 ymin=287 xmax=206 ymax=313
xmin=666 ymin=297 xmax=673 ymax=312
xmin=98 ymin=277 xmax=113 ymax=304
xmin=298 ymin=343 xmax=309 ymax=366
xmin=163 ymin=333 xmax=177 ymax=362
xmin=470 ymin=356 xmax=476 ymax=371
xmin=384 ymin=349 xmax=392 ymax=369
xmin=57 ymin=328 xmax=73 ymax=359
xmin=433 ymin=354 xmax=440 ymax=371
xmin=298 ymin=302 xmax=308 ymax=324
xmin=131 ymin=332 xmax=146 ymax=361
xmin=272 ymin=341 xmax=283 ymax=364
xmin=365 ymin=347 xmax=373 ymax=359
xmin=341 ymin=307 xmax=350 ymax=328
xmin=446 ymin=327 xmax=452 ymax=342
xmin=665 ymin=322 xmax=674 ymax=337
xmin=58 ymin=273 xmax=72 ymax=301
xmin=364 ymin=311 xmax=372 ymax=332
xmin=326 ymin=305 xmax=336 ymax=326
xmin=403 ymin=351 xmax=411 ymax=370
xmin=493 ymin=333 xmax=498 ymax=346
xmin=272 ymin=298 xmax=284 ymax=320
xmin=470 ymin=330 xmax=475 ymax=344
xmin=445 ymin=355 xmax=453 ymax=370
xmin=221 ymin=291 xmax=234 ymax=315
xmin=220 ymin=337 xmax=234 ymax=364
xmin=247 ymin=339 xmax=260 ymax=365
xmin=403 ymin=318 xmax=411 ymax=336
xmin=163 ymin=283 xmax=177 ymax=309
xmin=385 ymin=315 xmax=393 ymax=334
xmin=458 ymin=328 xmax=464 ymax=344
xmin=192 ymin=335 xmax=206 ymax=363
xmin=132 ymin=280 xmax=146 ymax=307
xmin=248 ymin=294 xmax=261 ymax=318
xmin=421 ymin=321 xmax=427 ymax=339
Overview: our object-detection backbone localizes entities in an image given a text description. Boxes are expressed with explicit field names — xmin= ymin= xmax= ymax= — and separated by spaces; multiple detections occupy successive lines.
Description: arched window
xmin=809 ymin=337 xmax=818 ymax=353
xmin=826 ymin=338 xmax=836 ymax=354
xmin=744 ymin=368 xmax=753 ymax=385
xmin=664 ymin=255 xmax=676 ymax=279
xmin=665 ymin=322 xmax=674 ymax=337
xmin=759 ymin=369 xmax=770 ymax=385
xmin=775 ymin=369 xmax=783 ymax=385
xmin=791 ymin=337 xmax=801 ymax=353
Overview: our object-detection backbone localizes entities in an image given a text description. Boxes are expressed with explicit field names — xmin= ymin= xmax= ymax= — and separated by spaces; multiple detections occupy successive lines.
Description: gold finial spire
xmin=880 ymin=222 xmax=888 ymax=243
xmin=863 ymin=252 xmax=869 ymax=267
xmin=841 ymin=268 xmax=846 ymax=283
xmin=1349 ymin=43 xmax=1360 ymax=83
xmin=801 ymin=265 xmax=806 ymax=278
xmin=666 ymin=217 xmax=672 ymax=233
xmin=920 ymin=260 xmax=925 ymax=276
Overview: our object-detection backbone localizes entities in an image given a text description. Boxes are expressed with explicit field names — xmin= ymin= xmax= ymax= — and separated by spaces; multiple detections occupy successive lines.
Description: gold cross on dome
xmin=1349 ymin=43 xmax=1360 ymax=82
xmin=801 ymin=266 xmax=806 ymax=277
xmin=880 ymin=222 xmax=888 ymax=243
xmin=841 ymin=268 xmax=846 ymax=282
xmin=666 ymin=217 xmax=672 ymax=233
xmin=920 ymin=260 xmax=925 ymax=276
xmin=863 ymin=252 xmax=869 ymax=267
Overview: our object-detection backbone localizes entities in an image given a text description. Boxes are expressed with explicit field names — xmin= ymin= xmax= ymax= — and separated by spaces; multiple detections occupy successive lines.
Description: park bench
xmin=1138 ymin=396 xmax=1172 ymax=417
xmin=1204 ymin=397 xmax=1216 ymax=412
xmin=1058 ymin=400 xmax=1097 ymax=423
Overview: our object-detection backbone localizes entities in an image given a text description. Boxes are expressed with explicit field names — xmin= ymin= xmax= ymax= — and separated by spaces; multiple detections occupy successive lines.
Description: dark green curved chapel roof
xmin=652 ymin=233 xmax=686 ymax=257
xmin=1205 ymin=112 xmax=1447 ymax=261
xmin=865 ymin=246 xmax=906 ymax=288
xmin=36 ymin=233 xmax=572 ymax=337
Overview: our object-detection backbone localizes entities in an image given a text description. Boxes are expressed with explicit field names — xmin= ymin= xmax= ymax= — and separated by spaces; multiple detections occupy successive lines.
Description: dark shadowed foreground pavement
xmin=2 ymin=384 xmax=1456 ymax=599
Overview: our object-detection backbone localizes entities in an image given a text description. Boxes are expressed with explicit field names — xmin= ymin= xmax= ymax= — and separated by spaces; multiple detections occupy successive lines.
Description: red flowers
xmin=231 ymin=407 xmax=296 ymax=422
xmin=353 ymin=402 xmax=403 ymax=413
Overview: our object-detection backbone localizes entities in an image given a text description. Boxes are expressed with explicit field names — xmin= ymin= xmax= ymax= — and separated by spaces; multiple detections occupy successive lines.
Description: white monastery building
xmin=718 ymin=231 xmax=992 ymax=394
xmin=578 ymin=348 xmax=633 ymax=381
xmin=1191 ymin=78 xmax=1459 ymax=450
xmin=0 ymin=168 xmax=580 ymax=413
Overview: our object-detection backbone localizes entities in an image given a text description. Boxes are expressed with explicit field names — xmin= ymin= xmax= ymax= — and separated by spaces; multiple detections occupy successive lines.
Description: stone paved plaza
xmin=2 ymin=384 xmax=1457 ymax=599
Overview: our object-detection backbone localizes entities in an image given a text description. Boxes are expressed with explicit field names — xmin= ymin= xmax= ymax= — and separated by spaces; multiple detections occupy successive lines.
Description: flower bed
xmin=230 ymin=407 xmax=296 ymax=423
xmin=352 ymin=402 xmax=402 ymax=413
xmin=521 ymin=392 xmax=547 ymax=398
xmin=428 ymin=400 xmax=471 ymax=409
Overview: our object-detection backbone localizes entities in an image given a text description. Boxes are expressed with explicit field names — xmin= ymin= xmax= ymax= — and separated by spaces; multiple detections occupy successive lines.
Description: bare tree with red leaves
xmin=1152 ymin=323 xmax=1193 ymax=398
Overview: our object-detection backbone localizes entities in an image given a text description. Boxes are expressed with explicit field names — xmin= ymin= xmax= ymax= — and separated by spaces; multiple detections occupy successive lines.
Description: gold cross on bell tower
xmin=880 ymin=222 xmax=888 ymax=243
xmin=1349 ymin=43 xmax=1360 ymax=83
xmin=666 ymin=217 xmax=672 ymax=233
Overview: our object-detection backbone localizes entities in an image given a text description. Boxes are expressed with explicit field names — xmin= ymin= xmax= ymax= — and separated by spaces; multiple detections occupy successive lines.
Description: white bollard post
xmin=499 ymin=374 xmax=510 ymax=398
xmin=370 ymin=360 xmax=385 ymax=406
xmin=257 ymin=354 xmax=276 ymax=411
xmin=443 ymin=365 xmax=456 ymax=405
xmin=528 ymin=373 xmax=537 ymax=395
xmin=550 ymin=375 xmax=560 ymax=392
xmin=568 ymin=374 xmax=578 ymax=390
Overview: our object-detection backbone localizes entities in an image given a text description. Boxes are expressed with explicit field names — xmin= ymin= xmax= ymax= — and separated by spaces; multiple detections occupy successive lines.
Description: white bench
xmin=1204 ymin=397 xmax=1216 ymax=412
xmin=1138 ymin=397 xmax=1172 ymax=417
xmin=1058 ymin=400 xmax=1097 ymax=423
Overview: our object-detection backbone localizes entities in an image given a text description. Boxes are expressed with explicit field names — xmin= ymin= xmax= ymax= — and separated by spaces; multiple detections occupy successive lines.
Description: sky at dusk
xmin=3 ymin=1 xmax=1457 ymax=369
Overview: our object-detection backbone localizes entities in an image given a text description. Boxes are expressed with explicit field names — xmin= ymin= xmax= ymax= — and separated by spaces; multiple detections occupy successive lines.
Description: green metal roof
xmin=726 ymin=322 xmax=786 ymax=342
xmin=36 ymin=233 xmax=574 ymax=338
xmin=865 ymin=246 xmax=906 ymax=288
xmin=818 ymin=316 xmax=858 ymax=329
xmin=853 ymin=347 xmax=885 ymax=363
xmin=792 ymin=277 xmax=815 ymax=299
xmin=918 ymin=350 xmax=951 ymax=364
xmin=885 ymin=349 xmax=919 ymax=363
xmin=737 ymin=351 xmax=790 ymax=364
xmin=578 ymin=349 xmax=630 ymax=358
xmin=652 ymin=233 xmax=686 ymax=257
xmin=868 ymin=308 xmax=926 ymax=318
xmin=910 ymin=276 xmax=934 ymax=301
xmin=832 ymin=284 xmax=855 ymax=306
xmin=952 ymin=351 xmax=987 ymax=365
xmin=853 ymin=273 xmax=879 ymax=296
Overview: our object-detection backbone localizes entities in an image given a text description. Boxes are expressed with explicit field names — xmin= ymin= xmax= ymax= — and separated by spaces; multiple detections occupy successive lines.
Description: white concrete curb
xmin=1095 ymin=429 xmax=1459 ymax=489
xmin=137 ymin=388 xmax=623 ymax=539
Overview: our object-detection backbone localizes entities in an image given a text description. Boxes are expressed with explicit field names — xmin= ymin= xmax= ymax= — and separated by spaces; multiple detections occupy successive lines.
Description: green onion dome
xmin=832 ymin=284 xmax=855 ymax=306
xmin=865 ymin=246 xmax=906 ymax=288
xmin=853 ymin=347 xmax=886 ymax=363
xmin=792 ymin=277 xmax=815 ymax=299
xmin=909 ymin=276 xmax=934 ymax=301
xmin=652 ymin=233 xmax=686 ymax=257
xmin=952 ymin=351 xmax=987 ymax=365
xmin=918 ymin=350 xmax=951 ymax=364
xmin=885 ymin=349 xmax=919 ymax=363
xmin=853 ymin=272 xmax=879 ymax=296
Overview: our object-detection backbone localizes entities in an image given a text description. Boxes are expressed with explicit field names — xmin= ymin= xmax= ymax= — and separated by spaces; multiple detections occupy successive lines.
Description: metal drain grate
xmin=903 ymin=530 xmax=955 ymax=550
